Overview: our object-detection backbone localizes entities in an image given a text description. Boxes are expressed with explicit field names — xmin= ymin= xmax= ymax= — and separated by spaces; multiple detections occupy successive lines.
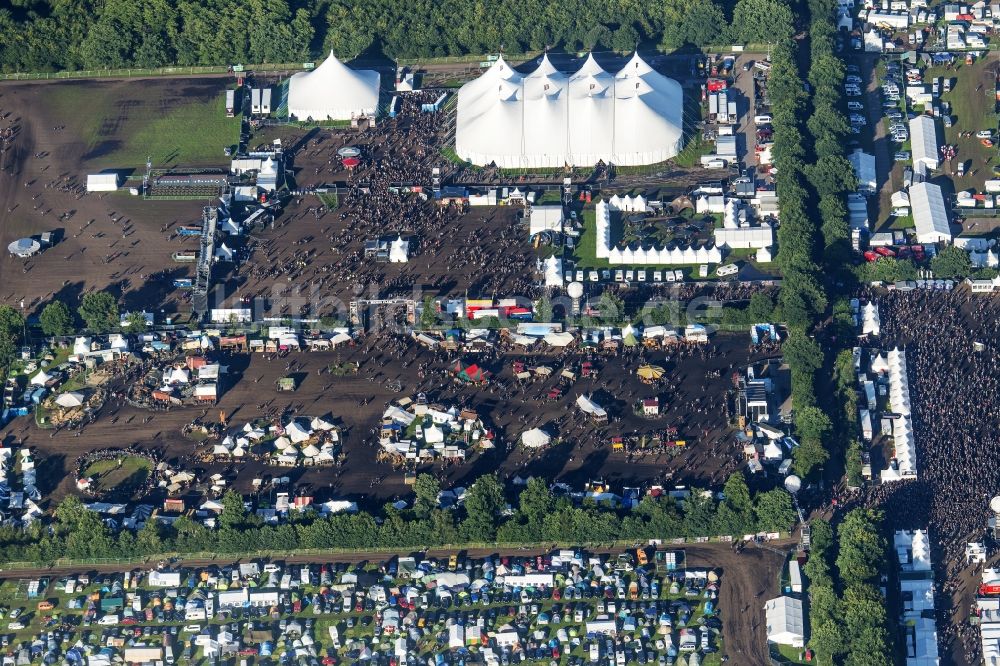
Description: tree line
xmin=805 ymin=511 xmax=895 ymax=665
xmin=0 ymin=0 xmax=802 ymax=73
xmin=0 ymin=292 xmax=137 ymax=372
xmin=0 ymin=472 xmax=796 ymax=564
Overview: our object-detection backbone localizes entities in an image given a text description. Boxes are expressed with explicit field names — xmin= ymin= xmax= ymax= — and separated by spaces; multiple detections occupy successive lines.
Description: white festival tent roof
xmin=576 ymin=394 xmax=608 ymax=419
xmin=55 ymin=392 xmax=85 ymax=408
xmin=456 ymin=53 xmax=683 ymax=168
xmin=287 ymin=52 xmax=381 ymax=121
xmin=521 ymin=428 xmax=552 ymax=448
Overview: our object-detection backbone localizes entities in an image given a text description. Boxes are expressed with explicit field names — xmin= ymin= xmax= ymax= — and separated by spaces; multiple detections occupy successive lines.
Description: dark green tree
xmin=461 ymin=474 xmax=505 ymax=542
xmin=535 ymin=296 xmax=554 ymax=323
xmin=40 ymin=300 xmax=74 ymax=336
xmin=412 ymin=473 xmax=441 ymax=519
xmin=930 ymin=245 xmax=972 ymax=279
xmin=731 ymin=0 xmax=795 ymax=43
xmin=753 ymin=489 xmax=797 ymax=532
xmin=78 ymin=291 xmax=118 ymax=333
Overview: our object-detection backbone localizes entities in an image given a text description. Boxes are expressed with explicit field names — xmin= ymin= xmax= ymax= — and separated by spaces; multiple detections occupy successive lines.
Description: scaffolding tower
xmin=192 ymin=206 xmax=218 ymax=319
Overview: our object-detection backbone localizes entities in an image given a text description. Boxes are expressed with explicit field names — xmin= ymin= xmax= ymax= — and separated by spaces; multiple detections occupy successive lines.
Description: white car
xmin=182 ymin=624 xmax=202 ymax=633
xmin=977 ymin=130 xmax=994 ymax=139
xmin=848 ymin=101 xmax=864 ymax=111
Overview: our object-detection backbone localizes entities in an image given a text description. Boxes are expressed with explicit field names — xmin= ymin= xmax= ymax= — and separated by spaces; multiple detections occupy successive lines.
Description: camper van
xmin=717 ymin=263 xmax=739 ymax=277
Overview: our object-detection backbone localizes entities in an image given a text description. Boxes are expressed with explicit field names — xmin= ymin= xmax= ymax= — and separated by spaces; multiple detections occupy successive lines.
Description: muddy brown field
xmin=1 ymin=334 xmax=769 ymax=508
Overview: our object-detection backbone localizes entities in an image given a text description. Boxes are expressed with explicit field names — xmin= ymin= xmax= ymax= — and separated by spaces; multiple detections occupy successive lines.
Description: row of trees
xmin=0 ymin=0 xmax=807 ymax=73
xmin=805 ymin=510 xmax=895 ymax=665
xmin=0 ymin=473 xmax=796 ymax=564
xmin=803 ymin=0 xmax=866 ymax=490
xmin=0 ymin=293 xmax=145 ymax=373
xmin=38 ymin=292 xmax=152 ymax=337
xmin=0 ymin=305 xmax=26 ymax=370
xmin=762 ymin=25 xmax=835 ymax=478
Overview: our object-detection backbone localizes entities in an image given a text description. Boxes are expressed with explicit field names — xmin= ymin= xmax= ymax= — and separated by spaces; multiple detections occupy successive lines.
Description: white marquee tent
xmin=521 ymin=428 xmax=552 ymax=448
xmin=910 ymin=115 xmax=939 ymax=172
xmin=86 ymin=173 xmax=120 ymax=192
xmin=765 ymin=596 xmax=805 ymax=647
xmin=287 ymin=52 xmax=380 ymax=121
xmin=456 ymin=53 xmax=683 ymax=168
xmin=55 ymin=392 xmax=85 ymax=408
xmin=910 ymin=182 xmax=951 ymax=244
xmin=881 ymin=348 xmax=918 ymax=482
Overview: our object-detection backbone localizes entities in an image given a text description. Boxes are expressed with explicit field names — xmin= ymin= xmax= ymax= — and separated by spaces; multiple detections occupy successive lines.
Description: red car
xmin=874 ymin=246 xmax=896 ymax=257
xmin=863 ymin=251 xmax=880 ymax=262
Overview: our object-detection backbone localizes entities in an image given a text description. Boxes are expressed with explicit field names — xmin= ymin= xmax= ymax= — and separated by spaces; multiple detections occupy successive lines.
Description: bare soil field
xmin=0 ymin=333 xmax=769 ymax=510
xmin=0 ymin=78 xmax=239 ymax=315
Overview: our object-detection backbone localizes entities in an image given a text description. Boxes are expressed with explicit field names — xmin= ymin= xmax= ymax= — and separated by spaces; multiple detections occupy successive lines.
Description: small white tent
xmin=286 ymin=420 xmax=313 ymax=444
xmin=30 ymin=370 xmax=52 ymax=386
xmin=521 ymin=428 xmax=552 ymax=448
xmin=389 ymin=237 xmax=409 ymax=263
xmin=576 ymin=395 xmax=608 ymax=420
xmin=55 ymin=392 xmax=85 ymax=408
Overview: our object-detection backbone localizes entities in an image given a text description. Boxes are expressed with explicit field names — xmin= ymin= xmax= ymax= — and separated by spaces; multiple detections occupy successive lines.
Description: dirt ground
xmin=0 ymin=336 xmax=768 ymax=505
xmin=0 ymin=332 xmax=771 ymax=510
xmin=0 ymin=79 xmax=232 ymax=315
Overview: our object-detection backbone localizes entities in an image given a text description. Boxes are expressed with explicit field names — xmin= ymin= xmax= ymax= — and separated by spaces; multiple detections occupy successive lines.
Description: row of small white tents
xmin=595 ymin=199 xmax=723 ymax=265
xmin=605 ymin=245 xmax=723 ymax=265
xmin=862 ymin=301 xmax=880 ymax=337
xmin=876 ymin=348 xmax=917 ymax=482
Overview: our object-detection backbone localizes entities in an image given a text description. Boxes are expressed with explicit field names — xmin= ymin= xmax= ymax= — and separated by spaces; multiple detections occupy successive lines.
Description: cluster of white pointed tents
xmin=456 ymin=53 xmax=683 ymax=168
xmin=287 ymin=52 xmax=380 ymax=121
xmin=872 ymin=348 xmax=916 ymax=482
xmin=211 ymin=418 xmax=339 ymax=465
xmin=596 ymin=199 xmax=723 ymax=265
xmin=862 ymin=301 xmax=880 ymax=337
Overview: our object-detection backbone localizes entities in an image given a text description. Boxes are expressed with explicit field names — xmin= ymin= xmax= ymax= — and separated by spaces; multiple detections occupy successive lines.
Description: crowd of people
xmin=229 ymin=90 xmax=542 ymax=312
xmin=814 ymin=288 xmax=1000 ymax=663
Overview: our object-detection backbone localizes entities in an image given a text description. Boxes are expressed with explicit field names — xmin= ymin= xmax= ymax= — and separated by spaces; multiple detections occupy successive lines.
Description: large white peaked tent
xmin=456 ymin=53 xmax=683 ymax=168
xmin=287 ymin=52 xmax=380 ymax=121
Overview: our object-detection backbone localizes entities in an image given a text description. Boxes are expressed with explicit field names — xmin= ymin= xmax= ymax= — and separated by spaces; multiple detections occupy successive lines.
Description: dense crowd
xmin=823 ymin=288 xmax=1000 ymax=663
xmin=233 ymin=91 xmax=538 ymax=311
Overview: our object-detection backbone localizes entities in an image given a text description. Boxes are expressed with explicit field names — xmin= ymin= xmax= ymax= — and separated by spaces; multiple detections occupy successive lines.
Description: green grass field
xmin=929 ymin=56 xmax=999 ymax=192
xmin=42 ymin=83 xmax=240 ymax=169
xmin=81 ymin=456 xmax=152 ymax=495
xmin=317 ymin=192 xmax=339 ymax=209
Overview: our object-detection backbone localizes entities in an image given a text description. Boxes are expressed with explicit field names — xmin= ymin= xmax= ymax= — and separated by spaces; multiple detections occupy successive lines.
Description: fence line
xmin=0 ymin=45 xmax=779 ymax=82
xmin=0 ymin=63 xmax=308 ymax=82
xmin=0 ymin=533 xmax=790 ymax=570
